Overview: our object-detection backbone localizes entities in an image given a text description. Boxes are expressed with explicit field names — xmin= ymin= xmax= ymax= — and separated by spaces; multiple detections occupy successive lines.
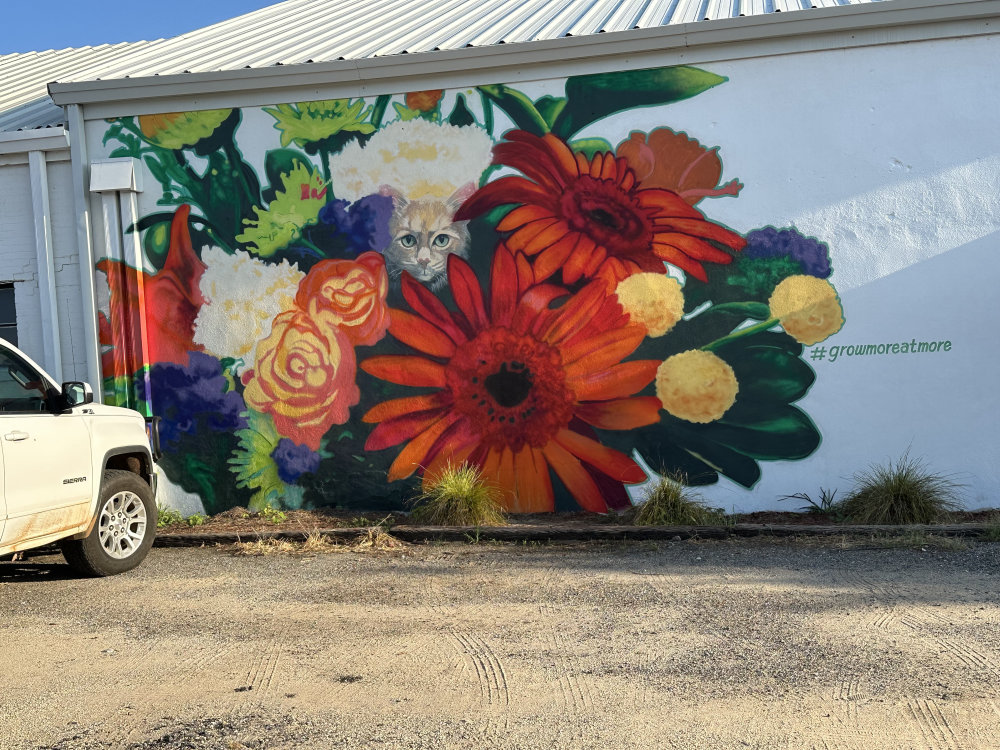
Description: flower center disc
xmin=484 ymin=362 xmax=532 ymax=407
xmin=446 ymin=328 xmax=575 ymax=451
xmin=560 ymin=175 xmax=651 ymax=253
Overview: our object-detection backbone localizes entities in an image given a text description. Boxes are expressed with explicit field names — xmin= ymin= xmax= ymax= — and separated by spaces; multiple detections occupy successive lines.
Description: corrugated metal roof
xmin=1 ymin=0 xmax=882 ymax=132
xmin=0 ymin=42 xmax=160 ymax=132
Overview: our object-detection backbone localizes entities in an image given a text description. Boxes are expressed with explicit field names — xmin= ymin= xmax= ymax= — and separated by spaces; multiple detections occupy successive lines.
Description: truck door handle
xmin=4 ymin=431 xmax=29 ymax=441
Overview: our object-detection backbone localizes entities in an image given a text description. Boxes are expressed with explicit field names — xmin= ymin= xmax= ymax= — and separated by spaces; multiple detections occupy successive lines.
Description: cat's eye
xmin=399 ymin=234 xmax=417 ymax=248
xmin=432 ymin=234 xmax=451 ymax=248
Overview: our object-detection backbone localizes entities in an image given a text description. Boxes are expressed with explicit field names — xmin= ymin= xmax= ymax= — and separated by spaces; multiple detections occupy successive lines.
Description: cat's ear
xmin=445 ymin=182 xmax=477 ymax=216
xmin=379 ymin=184 xmax=407 ymax=209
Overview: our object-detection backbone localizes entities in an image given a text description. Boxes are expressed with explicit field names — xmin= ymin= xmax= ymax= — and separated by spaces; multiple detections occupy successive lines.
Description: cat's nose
xmin=418 ymin=258 xmax=430 ymax=267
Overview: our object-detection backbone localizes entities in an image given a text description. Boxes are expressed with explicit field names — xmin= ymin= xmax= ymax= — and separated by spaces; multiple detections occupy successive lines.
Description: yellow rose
xmin=614 ymin=273 xmax=685 ymax=337
xmin=768 ymin=275 xmax=844 ymax=345
xmin=656 ymin=350 xmax=738 ymax=424
xmin=139 ymin=109 xmax=233 ymax=149
xmin=243 ymin=311 xmax=360 ymax=450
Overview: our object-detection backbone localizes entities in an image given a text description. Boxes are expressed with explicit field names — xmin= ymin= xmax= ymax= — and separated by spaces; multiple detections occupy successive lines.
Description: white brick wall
xmin=0 ymin=155 xmax=88 ymax=381
xmin=48 ymin=161 xmax=88 ymax=381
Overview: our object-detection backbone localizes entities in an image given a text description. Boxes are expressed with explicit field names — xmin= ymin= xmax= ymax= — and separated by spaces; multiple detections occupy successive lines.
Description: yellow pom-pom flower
xmin=615 ymin=273 xmax=685 ymax=337
xmin=656 ymin=350 xmax=738 ymax=424
xmin=768 ymin=275 xmax=844 ymax=345
xmin=139 ymin=110 xmax=233 ymax=150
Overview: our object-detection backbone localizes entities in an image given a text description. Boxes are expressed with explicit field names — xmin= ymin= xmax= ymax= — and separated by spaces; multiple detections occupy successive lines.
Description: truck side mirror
xmin=61 ymin=381 xmax=94 ymax=407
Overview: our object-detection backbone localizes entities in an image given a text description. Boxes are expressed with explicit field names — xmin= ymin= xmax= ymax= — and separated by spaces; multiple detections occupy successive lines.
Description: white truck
xmin=0 ymin=338 xmax=159 ymax=576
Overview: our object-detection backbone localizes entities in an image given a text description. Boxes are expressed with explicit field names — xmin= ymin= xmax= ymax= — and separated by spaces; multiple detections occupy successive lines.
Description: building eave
xmin=47 ymin=0 xmax=1000 ymax=120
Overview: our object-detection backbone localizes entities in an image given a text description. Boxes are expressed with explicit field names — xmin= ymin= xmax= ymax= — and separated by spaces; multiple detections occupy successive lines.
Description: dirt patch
xmin=3 ymin=539 xmax=1000 ymax=749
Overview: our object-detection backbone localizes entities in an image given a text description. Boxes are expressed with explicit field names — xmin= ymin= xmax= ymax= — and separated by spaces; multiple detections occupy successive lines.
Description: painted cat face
xmin=382 ymin=184 xmax=474 ymax=291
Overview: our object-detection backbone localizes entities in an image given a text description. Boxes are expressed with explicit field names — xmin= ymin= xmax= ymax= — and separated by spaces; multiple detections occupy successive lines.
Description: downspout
xmin=65 ymin=103 xmax=104 ymax=396
xmin=27 ymin=149 xmax=63 ymax=381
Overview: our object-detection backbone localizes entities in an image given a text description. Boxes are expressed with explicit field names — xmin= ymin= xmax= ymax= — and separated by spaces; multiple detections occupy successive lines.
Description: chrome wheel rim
xmin=98 ymin=491 xmax=147 ymax=559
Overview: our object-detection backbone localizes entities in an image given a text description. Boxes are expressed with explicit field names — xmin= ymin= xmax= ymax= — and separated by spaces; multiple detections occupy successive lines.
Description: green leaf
xmin=477 ymin=84 xmax=549 ymax=135
xmin=724 ymin=347 xmax=816 ymax=404
xmin=552 ymin=66 xmax=727 ymax=139
xmin=569 ymin=137 xmax=613 ymax=159
xmin=678 ymin=436 xmax=762 ymax=488
xmin=534 ymin=95 xmax=567 ymax=128
xmin=236 ymin=160 xmax=326 ymax=257
xmin=262 ymin=148 xmax=311 ymax=204
xmin=142 ymin=221 xmax=172 ymax=270
xmin=705 ymin=301 xmax=772 ymax=321
xmin=711 ymin=403 xmax=821 ymax=461
xmin=229 ymin=409 xmax=292 ymax=511
xmin=448 ymin=94 xmax=477 ymax=127
xmin=102 ymin=121 xmax=123 ymax=145
xmin=392 ymin=102 xmax=423 ymax=121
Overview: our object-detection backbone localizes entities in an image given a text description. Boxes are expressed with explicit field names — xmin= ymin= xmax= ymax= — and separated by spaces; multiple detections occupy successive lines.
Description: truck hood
xmin=81 ymin=403 xmax=148 ymax=421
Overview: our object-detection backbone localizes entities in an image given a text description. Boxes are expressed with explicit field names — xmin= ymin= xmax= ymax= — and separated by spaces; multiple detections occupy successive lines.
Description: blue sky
xmin=1 ymin=1 xmax=278 ymax=54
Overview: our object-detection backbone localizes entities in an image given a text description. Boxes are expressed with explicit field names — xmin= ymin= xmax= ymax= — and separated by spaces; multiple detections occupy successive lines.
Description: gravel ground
xmin=2 ymin=537 xmax=999 ymax=749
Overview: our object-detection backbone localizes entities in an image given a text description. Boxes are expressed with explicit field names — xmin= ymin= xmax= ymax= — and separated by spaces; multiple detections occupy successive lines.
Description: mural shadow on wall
xmin=791 ymin=229 xmax=1000 ymax=508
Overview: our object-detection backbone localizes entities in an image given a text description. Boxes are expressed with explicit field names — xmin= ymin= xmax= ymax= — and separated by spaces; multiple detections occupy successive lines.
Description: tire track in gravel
xmin=175 ymin=641 xmax=235 ymax=672
xmin=933 ymin=637 xmax=1000 ymax=681
xmin=538 ymin=603 xmax=595 ymax=746
xmin=817 ymin=673 xmax=886 ymax=750
xmin=235 ymin=636 xmax=285 ymax=712
xmin=905 ymin=698 xmax=961 ymax=750
xmin=840 ymin=570 xmax=1000 ymax=686
xmin=637 ymin=571 xmax=683 ymax=598
xmin=449 ymin=631 xmax=510 ymax=708
xmin=834 ymin=569 xmax=952 ymax=630
xmin=448 ymin=630 xmax=511 ymax=738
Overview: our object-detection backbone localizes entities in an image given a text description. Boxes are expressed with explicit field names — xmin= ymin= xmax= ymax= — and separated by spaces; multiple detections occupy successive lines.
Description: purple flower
xmin=270 ymin=438 xmax=321 ymax=483
xmin=318 ymin=194 xmax=393 ymax=254
xmin=744 ymin=227 xmax=831 ymax=278
xmin=138 ymin=352 xmax=247 ymax=449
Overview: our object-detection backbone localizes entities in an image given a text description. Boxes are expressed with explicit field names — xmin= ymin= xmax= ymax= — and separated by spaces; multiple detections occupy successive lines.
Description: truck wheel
xmin=60 ymin=469 xmax=157 ymax=577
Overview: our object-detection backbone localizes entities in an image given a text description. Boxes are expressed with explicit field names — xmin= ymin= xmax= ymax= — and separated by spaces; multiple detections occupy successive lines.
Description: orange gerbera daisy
xmin=360 ymin=247 xmax=662 ymax=513
xmin=455 ymin=130 xmax=746 ymax=285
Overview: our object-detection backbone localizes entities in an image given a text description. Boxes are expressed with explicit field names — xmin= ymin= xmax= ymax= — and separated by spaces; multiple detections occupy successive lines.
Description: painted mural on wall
xmin=98 ymin=65 xmax=845 ymax=514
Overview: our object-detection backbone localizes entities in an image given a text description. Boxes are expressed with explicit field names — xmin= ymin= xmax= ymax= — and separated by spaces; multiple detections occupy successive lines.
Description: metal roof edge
xmin=0 ymin=127 xmax=70 ymax=154
xmin=47 ymin=0 xmax=1000 ymax=115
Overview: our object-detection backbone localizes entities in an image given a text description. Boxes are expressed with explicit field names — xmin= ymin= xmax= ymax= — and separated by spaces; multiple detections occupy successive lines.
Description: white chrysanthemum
xmin=329 ymin=119 xmax=495 ymax=202
xmin=193 ymin=247 xmax=304 ymax=369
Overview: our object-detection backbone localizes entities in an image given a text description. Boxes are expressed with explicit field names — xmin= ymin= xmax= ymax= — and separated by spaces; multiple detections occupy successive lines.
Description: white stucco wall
xmin=77 ymin=27 xmax=1000 ymax=512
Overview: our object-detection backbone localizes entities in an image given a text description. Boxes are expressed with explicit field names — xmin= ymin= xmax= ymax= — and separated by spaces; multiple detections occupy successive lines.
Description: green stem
xmin=478 ymin=90 xmax=495 ymax=137
xmin=298 ymin=235 xmax=326 ymax=256
xmin=702 ymin=319 xmax=778 ymax=352
xmin=370 ymin=95 xmax=391 ymax=129
xmin=319 ymin=145 xmax=332 ymax=194
xmin=170 ymin=151 xmax=205 ymax=193
xmin=222 ymin=142 xmax=257 ymax=210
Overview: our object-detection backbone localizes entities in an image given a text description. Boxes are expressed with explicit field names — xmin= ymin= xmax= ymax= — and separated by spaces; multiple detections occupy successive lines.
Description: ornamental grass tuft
xmin=839 ymin=453 xmax=963 ymax=525
xmin=409 ymin=463 xmax=508 ymax=527
xmin=632 ymin=474 xmax=726 ymax=526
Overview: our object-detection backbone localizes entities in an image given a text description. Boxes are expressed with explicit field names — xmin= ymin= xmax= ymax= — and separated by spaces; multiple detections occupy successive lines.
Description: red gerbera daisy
xmin=455 ymin=130 xmax=746 ymax=285
xmin=360 ymin=247 xmax=662 ymax=513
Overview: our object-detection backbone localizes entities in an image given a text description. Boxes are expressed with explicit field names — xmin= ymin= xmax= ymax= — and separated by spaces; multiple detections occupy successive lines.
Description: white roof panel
xmin=1 ymin=0 xmax=889 ymax=132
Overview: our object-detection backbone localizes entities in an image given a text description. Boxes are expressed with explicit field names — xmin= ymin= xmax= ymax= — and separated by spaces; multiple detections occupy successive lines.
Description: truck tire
xmin=60 ymin=469 xmax=157 ymax=577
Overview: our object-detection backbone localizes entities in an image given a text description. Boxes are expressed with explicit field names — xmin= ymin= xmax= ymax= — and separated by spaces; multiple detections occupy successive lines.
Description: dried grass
xmin=233 ymin=532 xmax=339 ymax=556
xmin=353 ymin=528 xmax=407 ymax=551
